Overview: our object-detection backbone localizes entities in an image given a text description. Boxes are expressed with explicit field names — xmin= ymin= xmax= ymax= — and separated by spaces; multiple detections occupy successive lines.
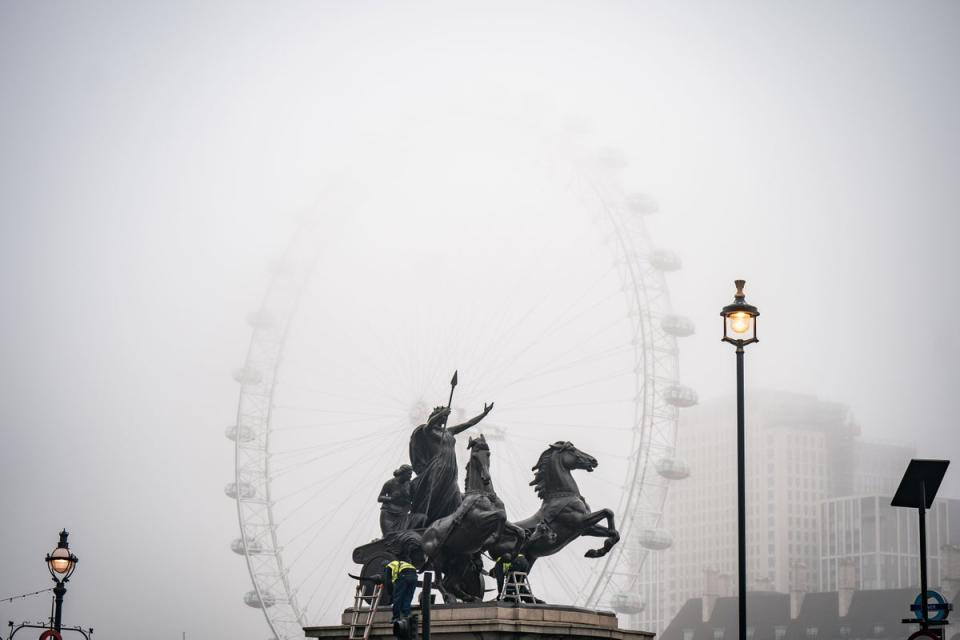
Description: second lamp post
xmin=46 ymin=529 xmax=79 ymax=633
xmin=721 ymin=280 xmax=759 ymax=640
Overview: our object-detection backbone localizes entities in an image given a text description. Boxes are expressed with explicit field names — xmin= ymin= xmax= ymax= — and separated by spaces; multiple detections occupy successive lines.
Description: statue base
xmin=303 ymin=602 xmax=654 ymax=640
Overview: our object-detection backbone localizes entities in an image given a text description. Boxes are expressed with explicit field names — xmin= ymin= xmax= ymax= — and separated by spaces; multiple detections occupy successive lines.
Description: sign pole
xmin=919 ymin=480 xmax=929 ymax=628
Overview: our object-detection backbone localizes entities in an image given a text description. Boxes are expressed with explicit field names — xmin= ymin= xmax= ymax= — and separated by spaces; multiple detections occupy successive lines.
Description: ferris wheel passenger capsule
xmin=225 ymin=482 xmax=257 ymax=500
xmin=231 ymin=538 xmax=265 ymax=555
xmin=649 ymin=249 xmax=682 ymax=272
xmin=611 ymin=593 xmax=645 ymax=615
xmin=244 ymin=590 xmax=277 ymax=608
xmin=663 ymin=384 xmax=698 ymax=408
xmin=225 ymin=424 xmax=257 ymax=442
xmin=655 ymin=456 xmax=691 ymax=480
xmin=639 ymin=528 xmax=674 ymax=550
xmin=660 ymin=314 xmax=696 ymax=337
xmin=233 ymin=367 xmax=263 ymax=385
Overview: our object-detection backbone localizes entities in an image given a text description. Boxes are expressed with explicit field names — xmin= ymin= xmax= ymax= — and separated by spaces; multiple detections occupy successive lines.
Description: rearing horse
xmin=486 ymin=441 xmax=620 ymax=570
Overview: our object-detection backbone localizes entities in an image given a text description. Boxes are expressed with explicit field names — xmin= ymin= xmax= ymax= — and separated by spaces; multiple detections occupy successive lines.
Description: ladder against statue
xmin=500 ymin=572 xmax=535 ymax=603
xmin=347 ymin=582 xmax=383 ymax=640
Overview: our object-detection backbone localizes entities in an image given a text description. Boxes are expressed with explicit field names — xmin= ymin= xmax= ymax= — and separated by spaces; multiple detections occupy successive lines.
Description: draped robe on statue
xmin=409 ymin=424 xmax=462 ymax=527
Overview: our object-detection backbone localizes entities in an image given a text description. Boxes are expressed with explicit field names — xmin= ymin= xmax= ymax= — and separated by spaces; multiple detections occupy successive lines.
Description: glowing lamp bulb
xmin=729 ymin=312 xmax=751 ymax=334
xmin=50 ymin=558 xmax=71 ymax=573
xmin=48 ymin=548 xmax=73 ymax=574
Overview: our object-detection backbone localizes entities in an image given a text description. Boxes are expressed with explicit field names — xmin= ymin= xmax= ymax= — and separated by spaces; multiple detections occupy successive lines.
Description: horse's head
xmin=465 ymin=434 xmax=492 ymax=490
xmin=553 ymin=441 xmax=598 ymax=473
xmin=530 ymin=441 xmax=598 ymax=498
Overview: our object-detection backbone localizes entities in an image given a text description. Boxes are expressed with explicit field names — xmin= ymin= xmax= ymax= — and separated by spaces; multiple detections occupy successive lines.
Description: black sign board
xmin=891 ymin=459 xmax=950 ymax=509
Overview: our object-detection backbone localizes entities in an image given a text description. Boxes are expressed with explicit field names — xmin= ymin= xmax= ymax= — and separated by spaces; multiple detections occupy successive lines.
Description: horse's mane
xmin=530 ymin=441 xmax=572 ymax=499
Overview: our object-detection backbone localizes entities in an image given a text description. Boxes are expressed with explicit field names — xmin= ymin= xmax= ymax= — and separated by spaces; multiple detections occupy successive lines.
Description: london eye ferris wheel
xmin=226 ymin=113 xmax=696 ymax=640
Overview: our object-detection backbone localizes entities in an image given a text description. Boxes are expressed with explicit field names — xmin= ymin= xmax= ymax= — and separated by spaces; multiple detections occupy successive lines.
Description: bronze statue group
xmin=362 ymin=373 xmax=620 ymax=621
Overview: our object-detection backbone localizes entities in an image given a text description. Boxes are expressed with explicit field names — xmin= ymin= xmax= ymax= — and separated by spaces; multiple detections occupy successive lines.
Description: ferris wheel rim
xmin=230 ymin=126 xmax=687 ymax=638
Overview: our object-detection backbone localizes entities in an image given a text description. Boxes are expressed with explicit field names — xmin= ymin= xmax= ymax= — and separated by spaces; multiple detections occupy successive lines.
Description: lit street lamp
xmin=45 ymin=529 xmax=79 ymax=633
xmin=721 ymin=280 xmax=759 ymax=640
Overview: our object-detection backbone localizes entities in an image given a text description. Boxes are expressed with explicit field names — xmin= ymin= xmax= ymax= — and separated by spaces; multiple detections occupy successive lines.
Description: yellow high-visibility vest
xmin=386 ymin=560 xmax=416 ymax=582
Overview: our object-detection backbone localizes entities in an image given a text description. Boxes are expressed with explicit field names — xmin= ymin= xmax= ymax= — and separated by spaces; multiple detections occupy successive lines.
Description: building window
xmin=713 ymin=629 xmax=724 ymax=640
xmin=774 ymin=626 xmax=787 ymax=640
xmin=805 ymin=627 xmax=818 ymax=638
xmin=683 ymin=630 xmax=694 ymax=640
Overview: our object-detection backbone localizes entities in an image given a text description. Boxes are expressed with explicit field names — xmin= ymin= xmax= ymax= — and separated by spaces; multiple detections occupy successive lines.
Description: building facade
xmin=820 ymin=495 xmax=960 ymax=591
xmin=637 ymin=389 xmax=917 ymax=635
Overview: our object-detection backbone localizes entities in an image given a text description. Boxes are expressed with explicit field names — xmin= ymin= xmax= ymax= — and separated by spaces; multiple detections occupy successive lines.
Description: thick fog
xmin=1 ymin=2 xmax=958 ymax=639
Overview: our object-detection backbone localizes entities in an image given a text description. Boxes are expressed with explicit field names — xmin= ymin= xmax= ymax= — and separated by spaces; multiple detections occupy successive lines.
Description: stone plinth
xmin=304 ymin=602 xmax=655 ymax=640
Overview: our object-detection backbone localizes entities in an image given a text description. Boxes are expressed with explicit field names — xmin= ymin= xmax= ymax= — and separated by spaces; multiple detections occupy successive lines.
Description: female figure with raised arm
xmin=408 ymin=402 xmax=493 ymax=527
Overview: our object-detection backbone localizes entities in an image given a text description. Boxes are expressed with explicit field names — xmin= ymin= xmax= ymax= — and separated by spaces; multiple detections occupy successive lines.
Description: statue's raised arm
xmin=447 ymin=402 xmax=494 ymax=436
xmin=407 ymin=400 xmax=494 ymax=528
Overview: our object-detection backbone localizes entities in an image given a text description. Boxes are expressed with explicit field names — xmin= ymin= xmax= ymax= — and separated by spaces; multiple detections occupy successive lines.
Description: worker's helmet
xmin=501 ymin=553 xmax=512 ymax=562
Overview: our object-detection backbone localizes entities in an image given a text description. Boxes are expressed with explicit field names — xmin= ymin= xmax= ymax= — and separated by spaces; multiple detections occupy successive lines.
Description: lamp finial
xmin=734 ymin=280 xmax=746 ymax=300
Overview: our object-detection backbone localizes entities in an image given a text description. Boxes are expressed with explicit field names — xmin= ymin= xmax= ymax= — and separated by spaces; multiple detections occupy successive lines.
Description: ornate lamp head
xmin=46 ymin=529 xmax=78 ymax=581
xmin=721 ymin=280 xmax=759 ymax=348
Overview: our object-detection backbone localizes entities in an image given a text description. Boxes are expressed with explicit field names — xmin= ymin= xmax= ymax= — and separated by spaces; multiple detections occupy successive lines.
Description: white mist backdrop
xmin=1 ymin=2 xmax=958 ymax=639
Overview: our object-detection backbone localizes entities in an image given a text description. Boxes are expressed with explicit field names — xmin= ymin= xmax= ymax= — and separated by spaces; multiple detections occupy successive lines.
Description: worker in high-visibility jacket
xmin=489 ymin=553 xmax=512 ymax=600
xmin=383 ymin=558 xmax=418 ymax=621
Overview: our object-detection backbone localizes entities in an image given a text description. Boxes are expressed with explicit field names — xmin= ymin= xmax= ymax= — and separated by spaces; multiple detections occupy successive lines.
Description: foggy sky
xmin=1 ymin=2 xmax=958 ymax=639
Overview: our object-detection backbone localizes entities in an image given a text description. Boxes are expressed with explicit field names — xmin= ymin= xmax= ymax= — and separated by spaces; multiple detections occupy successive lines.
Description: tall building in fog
xmin=637 ymin=390 xmax=916 ymax=634
xmin=820 ymin=495 xmax=960 ymax=591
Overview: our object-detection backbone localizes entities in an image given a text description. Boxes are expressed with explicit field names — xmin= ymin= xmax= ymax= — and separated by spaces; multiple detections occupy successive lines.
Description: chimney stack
xmin=790 ymin=561 xmax=808 ymax=620
xmin=703 ymin=567 xmax=719 ymax=622
xmin=838 ymin=558 xmax=857 ymax=618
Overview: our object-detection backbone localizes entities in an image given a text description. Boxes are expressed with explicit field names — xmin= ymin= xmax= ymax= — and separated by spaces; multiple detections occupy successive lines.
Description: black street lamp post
xmin=721 ymin=280 xmax=759 ymax=640
xmin=45 ymin=529 xmax=79 ymax=633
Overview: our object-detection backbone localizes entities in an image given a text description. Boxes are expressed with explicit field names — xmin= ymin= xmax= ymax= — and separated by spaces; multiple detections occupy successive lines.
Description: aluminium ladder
xmin=348 ymin=582 xmax=384 ymax=640
xmin=500 ymin=571 xmax=535 ymax=604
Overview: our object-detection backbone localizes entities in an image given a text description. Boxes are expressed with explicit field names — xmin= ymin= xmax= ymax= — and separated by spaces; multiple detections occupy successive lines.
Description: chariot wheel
xmin=227 ymin=112 xmax=695 ymax=639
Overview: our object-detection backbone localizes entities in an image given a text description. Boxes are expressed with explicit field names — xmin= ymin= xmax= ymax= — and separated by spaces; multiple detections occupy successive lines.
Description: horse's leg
xmin=433 ymin=575 xmax=457 ymax=604
xmin=480 ymin=509 xmax=509 ymax=549
xmin=578 ymin=509 xmax=620 ymax=558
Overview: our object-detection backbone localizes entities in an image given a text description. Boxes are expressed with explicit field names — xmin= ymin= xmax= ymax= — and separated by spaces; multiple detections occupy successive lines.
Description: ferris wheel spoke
xmin=501 ymin=419 xmax=632 ymax=432
xmin=500 ymin=431 xmax=629 ymax=461
xmin=282 ymin=354 xmax=412 ymax=409
xmin=282 ymin=380 xmax=410 ymax=413
xmin=468 ymin=270 xmax=619 ymax=395
xmin=494 ymin=341 xmax=633 ymax=391
xmin=272 ymin=406 xmax=400 ymax=418
xmin=498 ymin=369 xmax=632 ymax=405
xmin=305 ymin=500 xmax=380 ymax=620
xmin=273 ymin=430 xmax=397 ymax=502
xmin=270 ymin=376 xmax=408 ymax=410
xmin=272 ymin=416 xmax=404 ymax=433
xmin=271 ymin=424 xmax=404 ymax=456
xmin=495 ymin=398 xmax=632 ymax=411
xmin=471 ymin=302 xmax=627 ymax=401
xmin=282 ymin=429 xmax=410 ymax=622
